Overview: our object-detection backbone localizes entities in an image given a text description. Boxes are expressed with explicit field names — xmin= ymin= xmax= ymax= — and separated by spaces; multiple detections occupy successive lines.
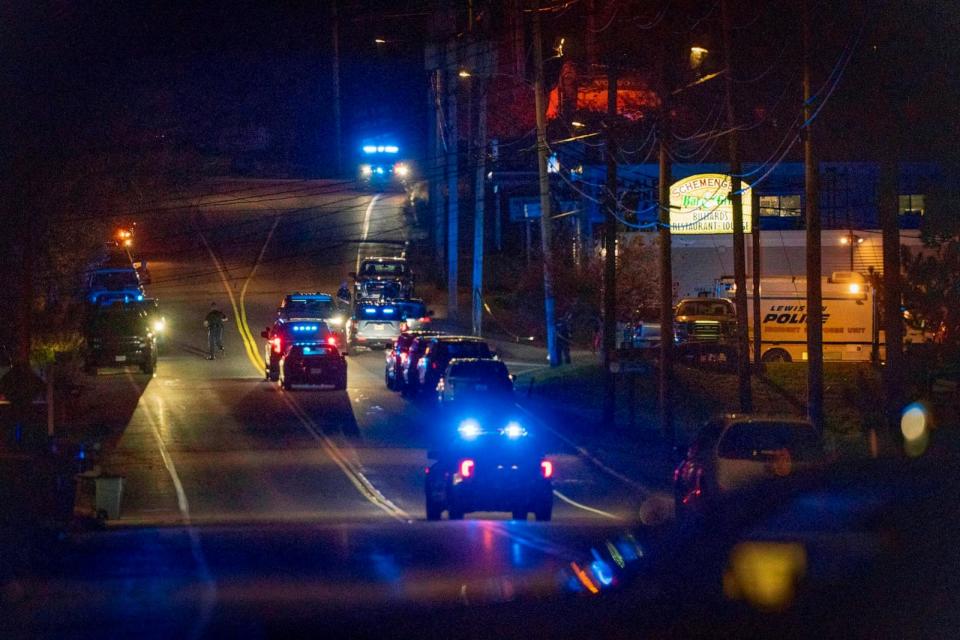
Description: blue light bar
xmin=292 ymin=324 xmax=320 ymax=332
xmin=382 ymin=307 xmax=395 ymax=315
xmin=362 ymin=145 xmax=399 ymax=154
xmin=363 ymin=307 xmax=377 ymax=315
xmin=290 ymin=294 xmax=332 ymax=302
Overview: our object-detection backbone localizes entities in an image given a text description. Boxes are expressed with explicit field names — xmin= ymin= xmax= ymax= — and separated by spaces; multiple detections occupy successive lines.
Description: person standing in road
xmin=204 ymin=302 xmax=228 ymax=360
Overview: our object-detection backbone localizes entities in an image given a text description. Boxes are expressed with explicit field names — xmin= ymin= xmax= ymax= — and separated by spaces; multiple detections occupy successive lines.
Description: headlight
xmin=152 ymin=319 xmax=166 ymax=333
xmin=395 ymin=163 xmax=409 ymax=177
xmin=458 ymin=419 xmax=481 ymax=439
xmin=328 ymin=315 xmax=345 ymax=327
xmin=360 ymin=165 xmax=372 ymax=176
xmin=502 ymin=422 xmax=526 ymax=439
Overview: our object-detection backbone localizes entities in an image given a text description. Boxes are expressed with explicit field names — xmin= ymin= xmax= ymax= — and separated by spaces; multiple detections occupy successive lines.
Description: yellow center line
xmin=197 ymin=209 xmax=410 ymax=522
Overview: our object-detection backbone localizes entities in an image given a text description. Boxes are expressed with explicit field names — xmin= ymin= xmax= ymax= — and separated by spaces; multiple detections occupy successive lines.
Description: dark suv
xmin=385 ymin=330 xmax=444 ymax=390
xmin=415 ymin=337 xmax=494 ymax=395
xmin=261 ymin=320 xmax=335 ymax=381
xmin=278 ymin=343 xmax=347 ymax=391
xmin=84 ymin=306 xmax=157 ymax=375
xmin=425 ymin=418 xmax=553 ymax=521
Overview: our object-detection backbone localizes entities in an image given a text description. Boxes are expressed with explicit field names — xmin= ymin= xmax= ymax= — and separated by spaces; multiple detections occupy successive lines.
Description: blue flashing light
xmin=362 ymin=145 xmax=377 ymax=153
xmin=363 ymin=307 xmax=377 ymax=315
xmin=383 ymin=145 xmax=399 ymax=153
xmin=502 ymin=422 xmax=526 ymax=439
xmin=382 ymin=307 xmax=395 ymax=315
xmin=291 ymin=294 xmax=332 ymax=302
xmin=458 ymin=419 xmax=481 ymax=439
xmin=590 ymin=559 xmax=614 ymax=587
xmin=292 ymin=324 xmax=320 ymax=332
xmin=136 ymin=294 xmax=144 ymax=301
xmin=375 ymin=166 xmax=385 ymax=175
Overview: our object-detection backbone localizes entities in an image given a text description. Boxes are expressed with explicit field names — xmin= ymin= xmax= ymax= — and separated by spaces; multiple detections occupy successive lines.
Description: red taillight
xmin=327 ymin=336 xmax=337 ymax=346
xmin=271 ymin=337 xmax=282 ymax=354
xmin=540 ymin=460 xmax=553 ymax=478
xmin=459 ymin=459 xmax=475 ymax=478
xmin=420 ymin=316 xmax=431 ymax=324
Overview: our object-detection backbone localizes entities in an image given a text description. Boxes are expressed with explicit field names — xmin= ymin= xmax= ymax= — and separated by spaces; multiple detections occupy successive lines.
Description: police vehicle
xmin=85 ymin=266 xmax=145 ymax=306
xmin=276 ymin=292 xmax=347 ymax=349
xmin=425 ymin=415 xmax=553 ymax=521
xmin=347 ymin=301 xmax=403 ymax=350
xmin=278 ymin=343 xmax=347 ymax=391
xmin=356 ymin=142 xmax=413 ymax=190
xmin=260 ymin=320 xmax=338 ymax=381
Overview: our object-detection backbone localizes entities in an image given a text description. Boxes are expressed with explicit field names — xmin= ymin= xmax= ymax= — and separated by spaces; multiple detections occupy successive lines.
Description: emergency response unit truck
xmin=718 ymin=271 xmax=877 ymax=363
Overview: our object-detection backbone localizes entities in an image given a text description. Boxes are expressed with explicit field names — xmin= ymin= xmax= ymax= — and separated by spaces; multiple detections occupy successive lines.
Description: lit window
xmin=898 ymin=194 xmax=925 ymax=216
xmin=759 ymin=195 xmax=802 ymax=217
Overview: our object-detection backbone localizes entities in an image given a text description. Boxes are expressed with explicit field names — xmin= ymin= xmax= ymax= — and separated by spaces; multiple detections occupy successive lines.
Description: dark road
xmin=6 ymin=180 xmax=655 ymax=636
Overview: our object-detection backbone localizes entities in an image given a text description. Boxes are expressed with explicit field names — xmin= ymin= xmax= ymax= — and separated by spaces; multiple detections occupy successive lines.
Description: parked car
xmin=350 ymin=257 xmax=413 ymax=301
xmin=436 ymin=358 xmax=513 ymax=406
xmin=674 ymin=415 xmax=828 ymax=519
xmin=84 ymin=304 xmax=157 ymax=375
xmin=385 ymin=330 xmax=444 ymax=390
xmin=278 ymin=343 xmax=347 ymax=391
xmin=415 ymin=337 xmax=495 ymax=396
xmin=396 ymin=299 xmax=434 ymax=332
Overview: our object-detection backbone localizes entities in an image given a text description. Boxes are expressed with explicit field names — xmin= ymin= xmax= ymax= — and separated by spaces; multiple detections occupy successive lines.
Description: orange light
xmin=570 ymin=562 xmax=599 ymax=594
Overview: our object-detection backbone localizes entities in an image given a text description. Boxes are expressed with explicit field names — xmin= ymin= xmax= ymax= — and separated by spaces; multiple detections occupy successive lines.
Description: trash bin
xmin=94 ymin=476 xmax=124 ymax=520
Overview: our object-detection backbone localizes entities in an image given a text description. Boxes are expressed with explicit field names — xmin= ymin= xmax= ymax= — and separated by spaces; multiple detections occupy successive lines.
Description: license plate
xmin=474 ymin=384 xmax=488 ymax=391
xmin=115 ymin=355 xmax=127 ymax=362
xmin=375 ymin=324 xmax=385 ymax=331
xmin=310 ymin=368 xmax=323 ymax=375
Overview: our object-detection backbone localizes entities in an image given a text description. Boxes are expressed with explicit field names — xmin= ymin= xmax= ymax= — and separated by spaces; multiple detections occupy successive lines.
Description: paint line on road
xmin=552 ymin=490 xmax=622 ymax=520
xmin=514 ymin=403 xmax=652 ymax=498
xmin=125 ymin=376 xmax=216 ymax=639
xmin=278 ymin=391 xmax=411 ymax=522
xmin=355 ymin=194 xmax=380 ymax=273
xmin=197 ymin=228 xmax=263 ymax=373
xmin=238 ymin=214 xmax=280 ymax=361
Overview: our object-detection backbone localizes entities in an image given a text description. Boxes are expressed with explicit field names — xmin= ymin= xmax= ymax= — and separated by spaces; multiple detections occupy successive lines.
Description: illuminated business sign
xmin=669 ymin=173 xmax=752 ymax=234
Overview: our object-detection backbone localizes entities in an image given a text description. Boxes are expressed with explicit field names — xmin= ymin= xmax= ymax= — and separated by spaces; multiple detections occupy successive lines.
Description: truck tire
xmin=761 ymin=348 xmax=792 ymax=363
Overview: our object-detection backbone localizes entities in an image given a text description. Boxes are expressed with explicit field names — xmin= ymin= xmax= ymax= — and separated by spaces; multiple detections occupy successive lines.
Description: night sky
xmin=3 ymin=1 xmax=959 ymax=174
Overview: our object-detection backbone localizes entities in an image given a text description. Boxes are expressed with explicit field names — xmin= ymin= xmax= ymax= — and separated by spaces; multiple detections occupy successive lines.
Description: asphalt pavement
xmin=3 ymin=179 xmax=665 ymax=635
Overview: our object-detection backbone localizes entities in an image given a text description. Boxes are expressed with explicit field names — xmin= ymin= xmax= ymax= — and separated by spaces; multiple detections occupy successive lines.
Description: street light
xmin=374 ymin=38 xmax=387 ymax=44
xmin=690 ymin=46 xmax=709 ymax=70
xmin=458 ymin=69 xmax=472 ymax=78
xmin=571 ymin=121 xmax=585 ymax=128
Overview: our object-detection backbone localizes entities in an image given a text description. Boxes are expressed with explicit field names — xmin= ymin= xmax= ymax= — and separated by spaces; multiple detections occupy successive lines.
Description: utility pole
xmin=331 ymin=0 xmax=343 ymax=176
xmin=472 ymin=44 xmax=492 ymax=337
xmin=532 ymin=0 xmax=559 ymax=367
xmin=446 ymin=39 xmax=460 ymax=320
xmin=803 ymin=0 xmax=824 ymax=433
xmin=602 ymin=63 xmax=618 ymax=425
xmin=751 ymin=188 xmax=762 ymax=369
xmin=658 ymin=130 xmax=674 ymax=444
xmin=880 ymin=157 xmax=903 ymax=441
xmin=722 ymin=0 xmax=752 ymax=411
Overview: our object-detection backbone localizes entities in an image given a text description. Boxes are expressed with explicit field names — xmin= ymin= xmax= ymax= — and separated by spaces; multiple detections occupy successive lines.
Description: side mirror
xmin=260 ymin=330 xmax=270 ymax=339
